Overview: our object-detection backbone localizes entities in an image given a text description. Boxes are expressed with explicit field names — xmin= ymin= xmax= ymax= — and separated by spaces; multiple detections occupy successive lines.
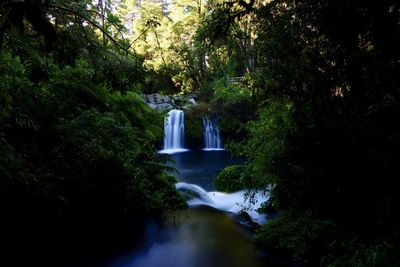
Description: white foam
xmin=176 ymin=182 xmax=269 ymax=224
xmin=158 ymin=148 xmax=190 ymax=154
xmin=201 ymin=148 xmax=225 ymax=151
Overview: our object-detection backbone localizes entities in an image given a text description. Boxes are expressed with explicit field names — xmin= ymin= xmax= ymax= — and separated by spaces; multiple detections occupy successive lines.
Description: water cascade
xmin=159 ymin=109 xmax=188 ymax=154
xmin=203 ymin=116 xmax=223 ymax=150
xmin=176 ymin=182 xmax=269 ymax=224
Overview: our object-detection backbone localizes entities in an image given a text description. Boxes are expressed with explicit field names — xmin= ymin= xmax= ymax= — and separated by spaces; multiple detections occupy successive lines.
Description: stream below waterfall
xmin=88 ymin=150 xmax=286 ymax=267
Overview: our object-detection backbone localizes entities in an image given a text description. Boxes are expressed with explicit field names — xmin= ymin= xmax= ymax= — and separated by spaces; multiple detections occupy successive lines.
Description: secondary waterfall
xmin=203 ymin=116 xmax=223 ymax=150
xmin=159 ymin=109 xmax=188 ymax=154
xmin=176 ymin=182 xmax=269 ymax=224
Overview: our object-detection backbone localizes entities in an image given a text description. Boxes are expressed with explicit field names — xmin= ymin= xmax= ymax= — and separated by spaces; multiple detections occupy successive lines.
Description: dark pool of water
xmin=166 ymin=150 xmax=243 ymax=191
xmin=105 ymin=207 xmax=268 ymax=267
xmin=64 ymin=150 xmax=288 ymax=267
xmin=99 ymin=150 xmax=284 ymax=267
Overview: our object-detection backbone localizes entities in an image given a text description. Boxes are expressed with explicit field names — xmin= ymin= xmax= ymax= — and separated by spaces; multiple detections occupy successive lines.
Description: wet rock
xmin=142 ymin=93 xmax=198 ymax=111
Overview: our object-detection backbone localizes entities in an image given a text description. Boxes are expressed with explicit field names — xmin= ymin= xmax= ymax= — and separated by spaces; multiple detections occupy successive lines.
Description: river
xmin=57 ymin=150 xmax=286 ymax=267
xmin=93 ymin=150 xmax=285 ymax=267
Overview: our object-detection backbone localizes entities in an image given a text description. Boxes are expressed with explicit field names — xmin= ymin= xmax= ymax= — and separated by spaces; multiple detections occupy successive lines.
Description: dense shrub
xmin=256 ymin=214 xmax=337 ymax=265
xmin=210 ymin=78 xmax=255 ymax=141
xmin=257 ymin=214 xmax=400 ymax=267
xmin=0 ymin=50 xmax=185 ymax=226
xmin=214 ymin=164 xmax=253 ymax=192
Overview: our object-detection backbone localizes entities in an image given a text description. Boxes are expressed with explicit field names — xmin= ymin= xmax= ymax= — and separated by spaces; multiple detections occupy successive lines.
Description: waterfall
xmin=175 ymin=182 xmax=269 ymax=224
xmin=175 ymin=182 xmax=213 ymax=203
xmin=159 ymin=109 xmax=188 ymax=154
xmin=203 ymin=116 xmax=224 ymax=150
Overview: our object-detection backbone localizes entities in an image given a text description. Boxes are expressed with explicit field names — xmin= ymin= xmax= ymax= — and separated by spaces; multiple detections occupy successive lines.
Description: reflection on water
xmin=106 ymin=151 xmax=268 ymax=267
xmin=107 ymin=207 xmax=265 ymax=267
xmin=99 ymin=150 xmax=286 ymax=267
xmin=167 ymin=150 xmax=243 ymax=191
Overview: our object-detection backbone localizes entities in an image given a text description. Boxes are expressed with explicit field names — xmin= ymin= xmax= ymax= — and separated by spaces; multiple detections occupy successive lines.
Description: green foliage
xmin=2 ymin=0 xmax=400 ymax=265
xmin=184 ymin=103 xmax=209 ymax=148
xmin=195 ymin=7 xmax=232 ymax=47
xmin=214 ymin=164 xmax=253 ymax=192
xmin=146 ymin=173 xmax=187 ymax=211
xmin=109 ymin=91 xmax=163 ymax=140
xmin=0 ymin=7 xmax=191 ymax=263
xmin=95 ymin=51 xmax=145 ymax=93
xmin=206 ymin=78 xmax=255 ymax=141
xmin=242 ymin=98 xmax=295 ymax=187
xmin=200 ymin=0 xmax=400 ymax=265
xmin=116 ymin=0 xmax=209 ymax=93
xmin=212 ymin=79 xmax=251 ymax=107
xmin=245 ymin=0 xmax=400 ymax=232
xmin=144 ymin=67 xmax=179 ymax=95
xmin=0 ymin=52 xmax=36 ymax=130
xmin=0 ymin=46 xmax=183 ymax=226
xmin=258 ymin=214 xmax=400 ymax=267
xmin=55 ymin=106 xmax=183 ymax=213
xmin=257 ymin=214 xmax=338 ymax=265
xmin=322 ymin=238 xmax=400 ymax=267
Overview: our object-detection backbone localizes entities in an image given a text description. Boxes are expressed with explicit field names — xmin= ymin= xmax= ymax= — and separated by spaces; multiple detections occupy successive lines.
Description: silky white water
xmin=159 ymin=109 xmax=188 ymax=154
xmin=203 ymin=117 xmax=223 ymax=150
xmin=176 ymin=182 xmax=269 ymax=224
xmin=104 ymin=151 xmax=275 ymax=267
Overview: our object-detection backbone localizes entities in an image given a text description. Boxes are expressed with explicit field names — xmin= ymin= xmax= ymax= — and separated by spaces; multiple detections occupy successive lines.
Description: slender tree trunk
xmin=98 ymin=0 xmax=106 ymax=46
xmin=245 ymin=14 xmax=254 ymax=73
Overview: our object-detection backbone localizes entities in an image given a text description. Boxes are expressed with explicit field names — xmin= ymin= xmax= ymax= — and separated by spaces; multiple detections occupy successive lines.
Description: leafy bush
xmin=256 ymin=214 xmax=338 ymax=265
xmin=322 ymin=238 xmax=400 ymax=267
xmin=0 ymin=50 xmax=185 ymax=223
xmin=257 ymin=214 xmax=400 ymax=267
xmin=241 ymin=98 xmax=295 ymax=185
xmin=208 ymin=78 xmax=255 ymax=141
xmin=214 ymin=164 xmax=253 ymax=192
xmin=0 ymin=5 xmax=186 ymax=264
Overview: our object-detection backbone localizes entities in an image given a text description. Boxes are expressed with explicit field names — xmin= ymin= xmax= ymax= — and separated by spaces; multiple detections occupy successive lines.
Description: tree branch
xmin=48 ymin=3 xmax=136 ymax=58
